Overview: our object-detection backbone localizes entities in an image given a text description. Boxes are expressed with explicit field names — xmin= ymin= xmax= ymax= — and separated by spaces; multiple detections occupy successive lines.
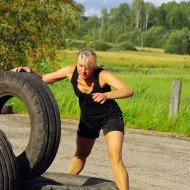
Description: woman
xmin=12 ymin=48 xmax=134 ymax=190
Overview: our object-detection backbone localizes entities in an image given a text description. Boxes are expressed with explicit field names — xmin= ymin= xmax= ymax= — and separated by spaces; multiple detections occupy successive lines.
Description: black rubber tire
xmin=20 ymin=172 xmax=117 ymax=190
xmin=0 ymin=129 xmax=19 ymax=190
xmin=0 ymin=71 xmax=61 ymax=180
xmin=19 ymin=72 xmax=62 ymax=179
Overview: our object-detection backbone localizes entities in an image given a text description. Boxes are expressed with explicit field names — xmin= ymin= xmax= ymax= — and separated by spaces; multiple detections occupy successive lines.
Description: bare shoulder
xmin=98 ymin=69 xmax=117 ymax=87
xmin=64 ymin=65 xmax=75 ymax=80
xmin=99 ymin=69 xmax=127 ymax=89
xmin=99 ymin=69 xmax=116 ymax=80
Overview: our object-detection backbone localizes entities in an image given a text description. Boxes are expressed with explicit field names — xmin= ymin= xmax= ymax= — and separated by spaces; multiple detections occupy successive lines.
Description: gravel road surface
xmin=0 ymin=114 xmax=190 ymax=190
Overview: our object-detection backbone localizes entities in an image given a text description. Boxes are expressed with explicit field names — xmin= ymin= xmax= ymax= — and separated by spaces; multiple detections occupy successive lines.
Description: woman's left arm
xmin=92 ymin=70 xmax=134 ymax=104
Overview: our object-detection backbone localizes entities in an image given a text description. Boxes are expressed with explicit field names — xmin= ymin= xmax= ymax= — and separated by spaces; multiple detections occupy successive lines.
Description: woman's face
xmin=77 ymin=57 xmax=95 ymax=80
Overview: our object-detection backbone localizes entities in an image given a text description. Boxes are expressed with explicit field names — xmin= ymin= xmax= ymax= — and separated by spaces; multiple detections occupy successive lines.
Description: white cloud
xmin=85 ymin=8 xmax=100 ymax=17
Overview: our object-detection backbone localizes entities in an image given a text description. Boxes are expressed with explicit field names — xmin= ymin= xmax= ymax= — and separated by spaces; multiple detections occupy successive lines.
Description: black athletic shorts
xmin=77 ymin=117 xmax=125 ymax=138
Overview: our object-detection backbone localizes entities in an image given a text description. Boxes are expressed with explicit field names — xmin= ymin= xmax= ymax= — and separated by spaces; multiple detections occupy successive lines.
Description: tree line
xmin=72 ymin=0 xmax=190 ymax=54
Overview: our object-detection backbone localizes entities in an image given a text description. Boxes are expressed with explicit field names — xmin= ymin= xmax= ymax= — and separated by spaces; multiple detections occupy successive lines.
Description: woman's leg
xmin=68 ymin=135 xmax=96 ymax=175
xmin=105 ymin=131 xmax=129 ymax=190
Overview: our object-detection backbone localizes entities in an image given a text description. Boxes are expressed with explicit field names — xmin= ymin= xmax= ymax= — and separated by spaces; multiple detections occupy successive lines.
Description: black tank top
xmin=71 ymin=67 xmax=122 ymax=125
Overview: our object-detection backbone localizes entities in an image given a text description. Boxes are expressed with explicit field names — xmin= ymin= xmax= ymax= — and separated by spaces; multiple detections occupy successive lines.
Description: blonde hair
xmin=77 ymin=48 xmax=97 ymax=69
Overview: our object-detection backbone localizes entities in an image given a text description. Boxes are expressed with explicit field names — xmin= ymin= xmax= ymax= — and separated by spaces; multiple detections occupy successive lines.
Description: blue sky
xmin=75 ymin=0 xmax=189 ymax=16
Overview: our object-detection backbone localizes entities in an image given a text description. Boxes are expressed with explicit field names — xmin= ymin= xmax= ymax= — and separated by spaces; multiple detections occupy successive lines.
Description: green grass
xmin=8 ymin=48 xmax=190 ymax=137
xmin=57 ymin=49 xmax=190 ymax=69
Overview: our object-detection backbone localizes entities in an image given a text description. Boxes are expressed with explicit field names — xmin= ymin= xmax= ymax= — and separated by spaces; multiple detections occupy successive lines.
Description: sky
xmin=75 ymin=0 xmax=190 ymax=17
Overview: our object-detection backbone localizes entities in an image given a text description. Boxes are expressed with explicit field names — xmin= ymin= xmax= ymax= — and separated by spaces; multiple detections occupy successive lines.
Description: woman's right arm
xmin=11 ymin=66 xmax=75 ymax=84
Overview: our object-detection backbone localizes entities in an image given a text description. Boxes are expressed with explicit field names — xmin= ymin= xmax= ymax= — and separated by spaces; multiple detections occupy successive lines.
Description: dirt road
xmin=0 ymin=114 xmax=190 ymax=190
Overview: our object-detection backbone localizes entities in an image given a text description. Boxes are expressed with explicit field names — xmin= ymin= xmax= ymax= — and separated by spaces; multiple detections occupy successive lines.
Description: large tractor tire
xmin=20 ymin=172 xmax=117 ymax=190
xmin=0 ymin=129 xmax=19 ymax=190
xmin=0 ymin=71 xmax=61 ymax=180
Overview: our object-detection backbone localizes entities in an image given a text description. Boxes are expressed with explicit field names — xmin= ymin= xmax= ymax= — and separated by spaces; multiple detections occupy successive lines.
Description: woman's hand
xmin=11 ymin=66 xmax=33 ymax=73
xmin=11 ymin=67 xmax=42 ymax=79
xmin=92 ymin=93 xmax=108 ymax=104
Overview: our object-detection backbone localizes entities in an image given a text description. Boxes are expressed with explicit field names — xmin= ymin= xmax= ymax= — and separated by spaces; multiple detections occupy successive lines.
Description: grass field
xmin=10 ymin=48 xmax=190 ymax=136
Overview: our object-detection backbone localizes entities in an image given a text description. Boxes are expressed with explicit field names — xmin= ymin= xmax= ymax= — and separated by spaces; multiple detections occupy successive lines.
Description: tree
xmin=0 ymin=0 xmax=79 ymax=71
xmin=143 ymin=26 xmax=168 ymax=48
xmin=75 ymin=3 xmax=85 ymax=25
xmin=100 ymin=7 xmax=109 ymax=41
xmin=115 ymin=3 xmax=130 ymax=33
xmin=106 ymin=3 xmax=131 ymax=42
xmin=144 ymin=2 xmax=154 ymax=30
xmin=156 ymin=1 xmax=190 ymax=31
xmin=132 ymin=0 xmax=144 ymax=30
xmin=166 ymin=2 xmax=181 ymax=30
xmin=167 ymin=2 xmax=190 ymax=30
xmin=84 ymin=16 xmax=100 ymax=38
xmin=109 ymin=3 xmax=130 ymax=33
xmin=165 ymin=27 xmax=190 ymax=54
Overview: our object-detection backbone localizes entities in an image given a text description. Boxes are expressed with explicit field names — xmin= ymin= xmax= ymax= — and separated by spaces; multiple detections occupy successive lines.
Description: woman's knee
xmin=75 ymin=136 xmax=95 ymax=159
xmin=75 ymin=150 xmax=91 ymax=160
xmin=109 ymin=153 xmax=123 ymax=166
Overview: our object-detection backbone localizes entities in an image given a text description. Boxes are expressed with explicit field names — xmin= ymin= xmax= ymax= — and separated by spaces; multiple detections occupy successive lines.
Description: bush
xmin=115 ymin=41 xmax=137 ymax=51
xmin=81 ymin=34 xmax=96 ymax=41
xmin=143 ymin=27 xmax=168 ymax=48
xmin=128 ymin=30 xmax=142 ymax=46
xmin=165 ymin=27 xmax=190 ymax=54
xmin=115 ymin=33 xmax=129 ymax=43
xmin=75 ymin=26 xmax=88 ymax=39
xmin=66 ymin=40 xmax=88 ymax=50
xmin=89 ymin=41 xmax=112 ymax=51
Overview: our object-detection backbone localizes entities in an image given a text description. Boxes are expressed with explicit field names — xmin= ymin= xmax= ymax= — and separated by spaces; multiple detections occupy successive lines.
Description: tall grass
xmin=49 ymin=80 xmax=80 ymax=119
xmin=57 ymin=49 xmax=190 ymax=69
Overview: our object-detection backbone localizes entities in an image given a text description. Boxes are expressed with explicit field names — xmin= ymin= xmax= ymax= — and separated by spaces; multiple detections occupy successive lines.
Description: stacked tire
xmin=0 ymin=129 xmax=19 ymax=190
xmin=0 ymin=71 xmax=117 ymax=190
xmin=21 ymin=173 xmax=117 ymax=190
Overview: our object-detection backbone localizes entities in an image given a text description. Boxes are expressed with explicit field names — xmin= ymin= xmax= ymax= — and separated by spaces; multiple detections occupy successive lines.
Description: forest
xmin=70 ymin=0 xmax=190 ymax=55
